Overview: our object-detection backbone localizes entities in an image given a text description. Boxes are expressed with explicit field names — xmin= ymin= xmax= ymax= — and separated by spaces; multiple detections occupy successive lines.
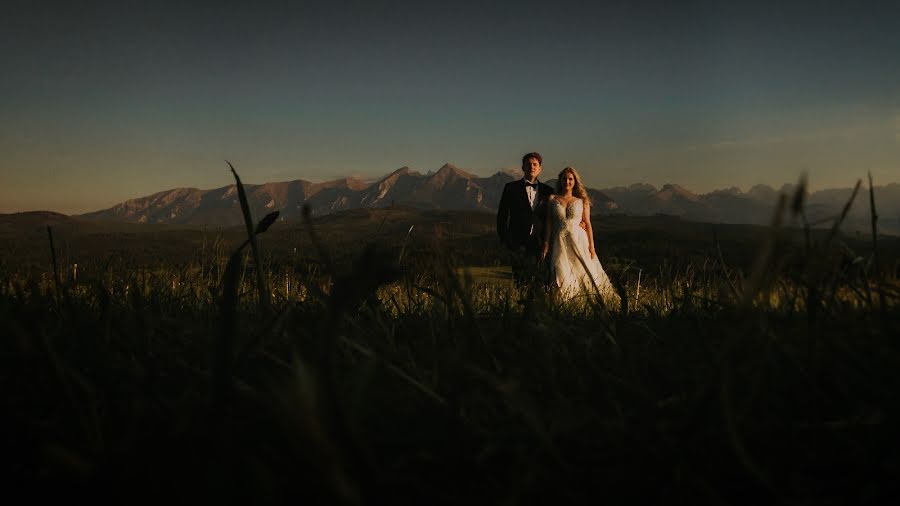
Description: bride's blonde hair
xmin=556 ymin=167 xmax=592 ymax=205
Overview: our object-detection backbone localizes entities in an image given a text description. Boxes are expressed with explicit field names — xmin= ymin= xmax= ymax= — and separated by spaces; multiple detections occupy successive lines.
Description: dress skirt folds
xmin=548 ymin=198 xmax=619 ymax=306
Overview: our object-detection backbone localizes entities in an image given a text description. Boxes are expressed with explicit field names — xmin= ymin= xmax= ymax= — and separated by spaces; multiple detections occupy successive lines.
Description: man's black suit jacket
xmin=496 ymin=179 xmax=555 ymax=253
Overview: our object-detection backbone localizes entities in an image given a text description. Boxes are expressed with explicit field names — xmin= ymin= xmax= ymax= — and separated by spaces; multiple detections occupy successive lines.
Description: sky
xmin=2 ymin=0 xmax=899 ymax=214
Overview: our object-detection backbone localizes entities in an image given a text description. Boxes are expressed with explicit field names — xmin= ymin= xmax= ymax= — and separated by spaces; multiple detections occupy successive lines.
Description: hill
xmin=3 ymin=208 xmax=896 ymax=276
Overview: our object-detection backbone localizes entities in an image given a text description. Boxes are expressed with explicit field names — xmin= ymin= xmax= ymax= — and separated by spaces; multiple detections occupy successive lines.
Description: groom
xmin=496 ymin=152 xmax=554 ymax=285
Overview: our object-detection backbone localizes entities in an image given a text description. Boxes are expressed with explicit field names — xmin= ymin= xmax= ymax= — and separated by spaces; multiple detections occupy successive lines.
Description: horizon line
xmin=3 ymin=169 xmax=898 ymax=216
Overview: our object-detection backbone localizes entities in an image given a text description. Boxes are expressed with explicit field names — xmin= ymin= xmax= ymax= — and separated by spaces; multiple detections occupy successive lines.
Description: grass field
xmin=2 ymin=177 xmax=899 ymax=504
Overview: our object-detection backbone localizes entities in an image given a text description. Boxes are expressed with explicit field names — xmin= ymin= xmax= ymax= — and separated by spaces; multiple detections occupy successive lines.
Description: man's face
xmin=523 ymin=158 xmax=542 ymax=182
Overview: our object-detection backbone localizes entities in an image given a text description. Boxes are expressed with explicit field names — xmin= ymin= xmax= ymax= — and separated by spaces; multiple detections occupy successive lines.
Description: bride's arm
xmin=542 ymin=196 xmax=553 ymax=259
xmin=582 ymin=200 xmax=596 ymax=259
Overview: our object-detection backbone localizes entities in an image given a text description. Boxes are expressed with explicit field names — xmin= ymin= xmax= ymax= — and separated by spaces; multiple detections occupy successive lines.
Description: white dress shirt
xmin=525 ymin=178 xmax=539 ymax=235
xmin=524 ymin=179 xmax=539 ymax=211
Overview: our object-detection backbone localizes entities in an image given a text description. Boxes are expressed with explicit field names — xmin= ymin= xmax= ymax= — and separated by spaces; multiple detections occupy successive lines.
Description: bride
xmin=541 ymin=167 xmax=619 ymax=306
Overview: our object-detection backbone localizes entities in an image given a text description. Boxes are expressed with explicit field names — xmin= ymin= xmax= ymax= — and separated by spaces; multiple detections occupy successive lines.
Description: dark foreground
xmin=4 ymin=177 xmax=900 ymax=503
xmin=2 ymin=244 xmax=899 ymax=505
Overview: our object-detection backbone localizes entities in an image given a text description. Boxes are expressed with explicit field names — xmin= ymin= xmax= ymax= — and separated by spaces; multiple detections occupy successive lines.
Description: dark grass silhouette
xmin=1 ymin=168 xmax=898 ymax=505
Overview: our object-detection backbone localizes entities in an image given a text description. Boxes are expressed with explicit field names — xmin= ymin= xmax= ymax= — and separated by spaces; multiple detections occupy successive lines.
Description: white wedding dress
xmin=548 ymin=197 xmax=619 ymax=306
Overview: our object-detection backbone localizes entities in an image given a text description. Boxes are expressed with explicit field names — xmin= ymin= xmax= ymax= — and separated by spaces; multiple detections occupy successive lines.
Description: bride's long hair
xmin=556 ymin=167 xmax=592 ymax=205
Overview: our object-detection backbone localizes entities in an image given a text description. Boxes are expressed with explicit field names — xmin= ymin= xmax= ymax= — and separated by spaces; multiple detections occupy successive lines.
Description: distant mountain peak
xmin=710 ymin=186 xmax=743 ymax=195
xmin=628 ymin=183 xmax=657 ymax=192
xmin=427 ymin=164 xmax=478 ymax=185
xmin=0 ymin=210 xmax=70 ymax=221
xmin=376 ymin=166 xmax=421 ymax=186
xmin=386 ymin=166 xmax=413 ymax=177
xmin=486 ymin=168 xmax=521 ymax=180
xmin=658 ymin=183 xmax=699 ymax=201
xmin=434 ymin=163 xmax=476 ymax=178
xmin=779 ymin=183 xmax=797 ymax=194
xmin=315 ymin=176 xmax=370 ymax=191
xmin=747 ymin=184 xmax=778 ymax=203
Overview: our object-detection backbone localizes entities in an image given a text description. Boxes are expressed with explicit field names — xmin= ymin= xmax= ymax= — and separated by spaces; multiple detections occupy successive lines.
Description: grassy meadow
xmin=2 ymin=176 xmax=899 ymax=504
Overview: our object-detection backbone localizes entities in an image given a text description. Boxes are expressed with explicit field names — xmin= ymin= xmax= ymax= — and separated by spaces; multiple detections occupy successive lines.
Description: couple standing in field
xmin=496 ymin=152 xmax=619 ymax=305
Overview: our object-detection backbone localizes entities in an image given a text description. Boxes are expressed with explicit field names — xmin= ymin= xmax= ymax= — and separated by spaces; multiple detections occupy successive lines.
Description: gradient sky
xmin=2 ymin=0 xmax=899 ymax=214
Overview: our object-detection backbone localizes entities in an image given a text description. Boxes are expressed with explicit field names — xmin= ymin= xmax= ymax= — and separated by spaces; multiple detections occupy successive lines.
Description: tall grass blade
xmin=824 ymin=179 xmax=861 ymax=248
xmin=868 ymin=171 xmax=885 ymax=318
xmin=213 ymin=249 xmax=242 ymax=417
xmin=226 ymin=160 xmax=270 ymax=312
xmin=255 ymin=210 xmax=280 ymax=235
xmin=713 ymin=227 xmax=738 ymax=300
xmin=302 ymin=204 xmax=335 ymax=274
xmin=741 ymin=193 xmax=787 ymax=309
xmin=338 ymin=335 xmax=447 ymax=405
xmin=47 ymin=225 xmax=61 ymax=306
xmin=398 ymin=225 xmax=414 ymax=263
xmin=791 ymin=172 xmax=808 ymax=216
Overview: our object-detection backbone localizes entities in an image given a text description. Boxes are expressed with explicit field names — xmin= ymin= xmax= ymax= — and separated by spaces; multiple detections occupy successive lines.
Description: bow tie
xmin=525 ymin=182 xmax=538 ymax=189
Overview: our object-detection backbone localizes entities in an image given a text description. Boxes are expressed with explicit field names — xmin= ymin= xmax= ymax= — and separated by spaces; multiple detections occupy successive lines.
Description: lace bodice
xmin=550 ymin=197 xmax=583 ymax=229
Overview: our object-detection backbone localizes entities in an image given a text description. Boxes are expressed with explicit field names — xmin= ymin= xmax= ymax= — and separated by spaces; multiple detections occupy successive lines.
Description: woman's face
xmin=562 ymin=173 xmax=575 ymax=191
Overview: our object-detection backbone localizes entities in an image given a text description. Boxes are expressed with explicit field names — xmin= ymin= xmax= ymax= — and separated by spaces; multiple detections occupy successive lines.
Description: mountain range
xmin=74 ymin=164 xmax=900 ymax=234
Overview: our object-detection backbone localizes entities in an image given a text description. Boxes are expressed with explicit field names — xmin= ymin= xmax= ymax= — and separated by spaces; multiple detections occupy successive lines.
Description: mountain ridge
xmin=65 ymin=167 xmax=900 ymax=234
xmin=78 ymin=164 xmax=591 ymax=224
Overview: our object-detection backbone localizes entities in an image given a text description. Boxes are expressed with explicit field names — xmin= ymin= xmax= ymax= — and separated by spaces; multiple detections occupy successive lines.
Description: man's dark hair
xmin=521 ymin=152 xmax=542 ymax=168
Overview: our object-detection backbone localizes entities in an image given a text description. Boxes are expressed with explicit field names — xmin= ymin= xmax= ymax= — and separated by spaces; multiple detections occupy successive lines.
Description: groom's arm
xmin=496 ymin=184 xmax=511 ymax=244
xmin=542 ymin=196 xmax=553 ymax=259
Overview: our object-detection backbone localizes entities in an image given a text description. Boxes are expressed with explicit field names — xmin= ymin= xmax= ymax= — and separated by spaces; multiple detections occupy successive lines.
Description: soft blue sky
xmin=2 ymin=0 xmax=898 ymax=214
